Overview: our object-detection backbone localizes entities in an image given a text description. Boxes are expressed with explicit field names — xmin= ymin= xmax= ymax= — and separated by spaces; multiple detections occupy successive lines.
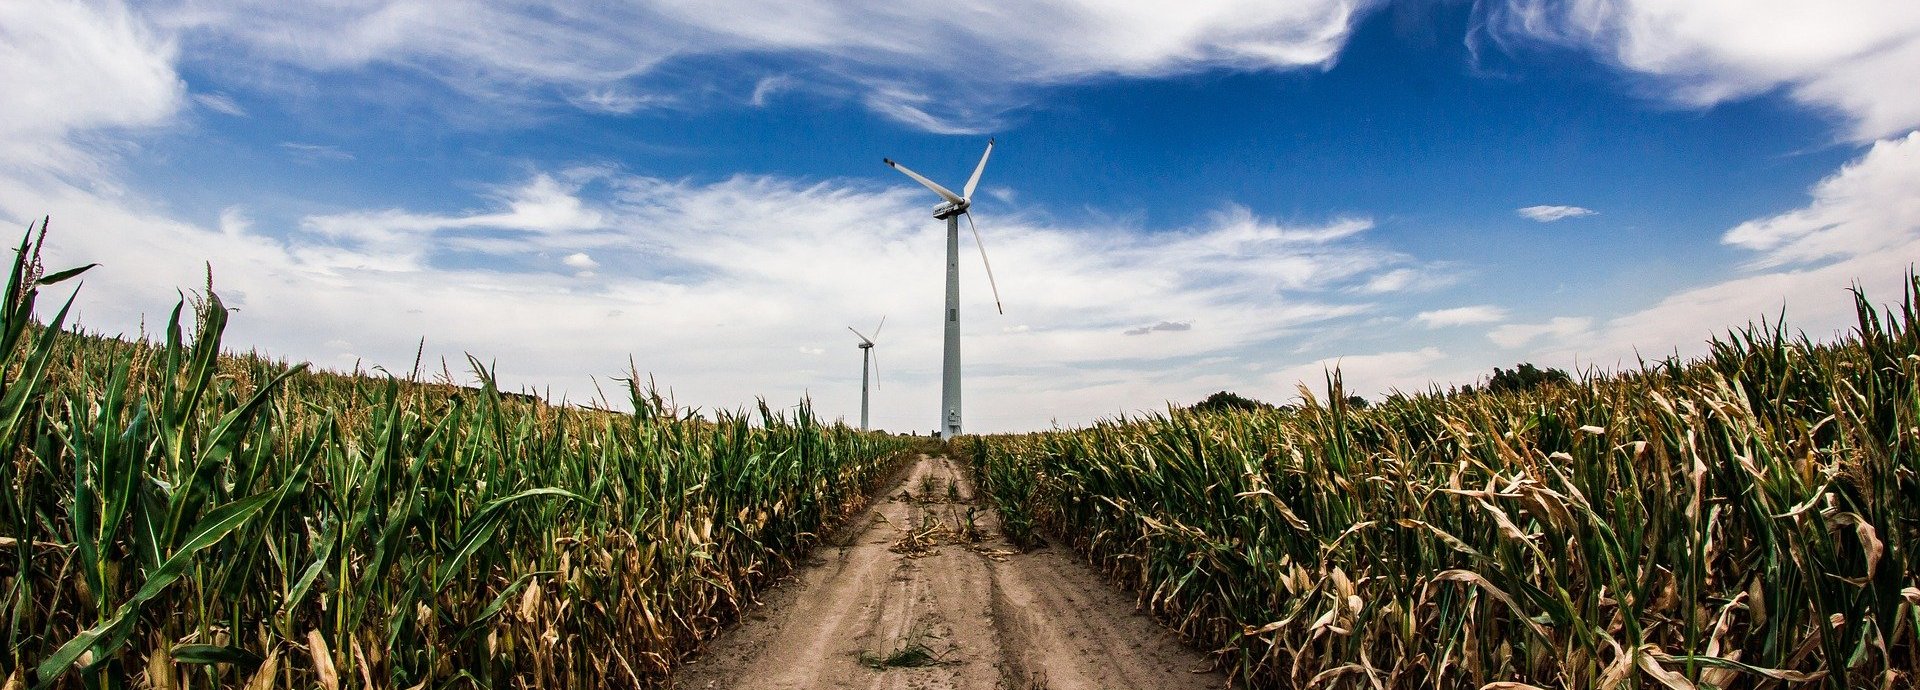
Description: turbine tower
xmin=884 ymin=140 xmax=1002 ymax=440
xmin=848 ymin=317 xmax=885 ymax=431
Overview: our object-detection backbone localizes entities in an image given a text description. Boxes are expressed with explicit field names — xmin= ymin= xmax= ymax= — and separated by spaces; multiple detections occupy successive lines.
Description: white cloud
xmin=1416 ymin=305 xmax=1508 ymax=327
xmin=147 ymin=0 xmax=1387 ymax=132
xmin=1355 ymin=265 xmax=1458 ymax=294
xmin=563 ymin=252 xmax=599 ymax=270
xmin=298 ymin=173 xmax=607 ymax=271
xmin=861 ymin=88 xmax=999 ymax=135
xmin=749 ymin=75 xmax=793 ymax=107
xmin=568 ymin=88 xmax=674 ymax=114
xmin=1480 ymin=0 xmax=1920 ymax=140
xmin=0 ymin=0 xmax=183 ymax=173
xmin=1489 ymin=316 xmax=1594 ymax=349
xmin=1723 ymin=131 xmax=1920 ymax=268
xmin=1516 ymin=205 xmax=1596 ymax=222
xmin=1359 ymin=268 xmax=1416 ymax=293
xmin=217 ymin=206 xmax=251 ymax=237
xmin=192 ymin=91 xmax=247 ymax=116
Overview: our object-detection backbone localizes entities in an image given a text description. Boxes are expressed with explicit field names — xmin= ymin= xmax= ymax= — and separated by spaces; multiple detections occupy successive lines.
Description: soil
xmin=670 ymin=455 xmax=1225 ymax=690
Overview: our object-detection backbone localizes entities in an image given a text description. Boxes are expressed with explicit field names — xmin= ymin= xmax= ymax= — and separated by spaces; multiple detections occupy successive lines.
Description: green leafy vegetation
xmin=1188 ymin=390 xmax=1275 ymax=414
xmin=0 ymin=222 xmax=913 ymax=688
xmin=1487 ymin=362 xmax=1574 ymax=394
xmin=966 ymin=276 xmax=1920 ymax=688
xmin=856 ymin=624 xmax=949 ymax=670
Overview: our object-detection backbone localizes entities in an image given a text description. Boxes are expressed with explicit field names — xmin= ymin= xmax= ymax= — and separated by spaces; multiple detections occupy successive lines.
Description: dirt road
xmin=671 ymin=455 xmax=1225 ymax=690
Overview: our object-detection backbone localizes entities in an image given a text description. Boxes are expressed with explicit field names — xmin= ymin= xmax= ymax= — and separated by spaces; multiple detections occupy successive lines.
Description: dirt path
xmin=671 ymin=455 xmax=1225 ymax=690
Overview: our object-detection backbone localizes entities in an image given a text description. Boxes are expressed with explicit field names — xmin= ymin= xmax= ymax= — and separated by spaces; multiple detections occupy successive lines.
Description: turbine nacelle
xmin=933 ymin=200 xmax=968 ymax=219
xmin=849 ymin=317 xmax=884 ymax=351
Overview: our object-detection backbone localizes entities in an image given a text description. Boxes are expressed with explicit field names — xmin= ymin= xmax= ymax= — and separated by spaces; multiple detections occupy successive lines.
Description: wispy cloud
xmin=148 ymin=0 xmax=1389 ymax=133
xmin=1416 ymin=305 xmax=1508 ymax=327
xmin=1723 ymin=131 xmax=1920 ymax=268
xmin=1517 ymin=205 xmax=1596 ymax=222
xmin=1355 ymin=265 xmax=1458 ymax=294
xmin=279 ymin=142 xmax=355 ymax=162
xmin=1477 ymin=0 xmax=1920 ymax=140
xmin=298 ymin=173 xmax=607 ymax=270
xmin=193 ymin=91 xmax=247 ymax=116
xmin=567 ymin=88 xmax=675 ymax=114
xmin=1489 ymin=317 xmax=1594 ymax=349
xmin=0 ymin=0 xmax=181 ymax=173
xmin=749 ymin=75 xmax=793 ymax=107
xmin=862 ymin=87 xmax=999 ymax=136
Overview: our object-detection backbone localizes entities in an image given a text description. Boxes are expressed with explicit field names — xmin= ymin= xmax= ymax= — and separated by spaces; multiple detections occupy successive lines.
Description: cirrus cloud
xmin=1517 ymin=205 xmax=1596 ymax=222
xmin=0 ymin=0 xmax=182 ymax=173
xmin=1416 ymin=305 xmax=1508 ymax=327
xmin=1723 ymin=131 xmax=1920 ymax=268
xmin=1479 ymin=0 xmax=1920 ymax=141
xmin=146 ymin=0 xmax=1389 ymax=132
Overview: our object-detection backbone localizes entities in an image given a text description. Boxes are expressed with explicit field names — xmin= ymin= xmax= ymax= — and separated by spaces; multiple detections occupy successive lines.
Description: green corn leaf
xmin=35 ymin=263 xmax=97 ymax=286
xmin=36 ymin=492 xmax=276 ymax=686
xmin=169 ymin=643 xmax=262 ymax=668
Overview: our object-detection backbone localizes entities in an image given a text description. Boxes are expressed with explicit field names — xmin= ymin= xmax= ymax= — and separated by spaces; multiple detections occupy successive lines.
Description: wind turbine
xmin=884 ymin=139 xmax=1002 ymax=440
xmin=849 ymin=317 xmax=885 ymax=431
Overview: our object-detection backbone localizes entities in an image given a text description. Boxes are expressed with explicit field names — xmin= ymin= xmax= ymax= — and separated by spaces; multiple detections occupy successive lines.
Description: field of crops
xmin=0 ymin=229 xmax=916 ymax=688
xmin=968 ymin=279 xmax=1920 ymax=689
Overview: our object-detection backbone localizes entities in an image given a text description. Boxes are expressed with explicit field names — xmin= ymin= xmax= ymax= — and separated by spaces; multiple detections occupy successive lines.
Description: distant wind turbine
xmin=884 ymin=139 xmax=1003 ymax=440
xmin=849 ymin=316 xmax=885 ymax=431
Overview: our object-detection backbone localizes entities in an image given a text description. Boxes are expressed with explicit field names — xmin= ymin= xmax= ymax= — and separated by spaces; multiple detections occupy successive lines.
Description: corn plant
xmin=0 ymin=220 xmax=914 ymax=688
xmin=968 ymin=275 xmax=1920 ymax=689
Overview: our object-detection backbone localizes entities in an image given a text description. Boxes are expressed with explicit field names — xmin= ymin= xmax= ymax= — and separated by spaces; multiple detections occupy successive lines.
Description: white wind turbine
xmin=848 ymin=317 xmax=885 ymax=431
xmin=883 ymin=139 xmax=1003 ymax=440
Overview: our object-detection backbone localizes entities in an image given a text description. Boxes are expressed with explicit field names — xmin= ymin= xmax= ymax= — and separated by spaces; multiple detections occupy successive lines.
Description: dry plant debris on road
xmin=671 ymin=455 xmax=1223 ymax=690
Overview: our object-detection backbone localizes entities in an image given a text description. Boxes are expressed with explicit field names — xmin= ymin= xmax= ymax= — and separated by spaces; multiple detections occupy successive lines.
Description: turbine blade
xmin=965 ymin=212 xmax=1004 ymax=315
xmin=883 ymin=158 xmax=963 ymax=205
xmin=871 ymin=350 xmax=881 ymax=390
xmin=872 ymin=315 xmax=886 ymax=341
xmin=962 ymin=138 xmax=994 ymax=201
xmin=847 ymin=326 xmax=872 ymax=345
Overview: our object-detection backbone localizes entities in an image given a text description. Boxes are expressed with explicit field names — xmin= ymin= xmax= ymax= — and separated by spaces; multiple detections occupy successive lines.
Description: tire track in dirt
xmin=671 ymin=455 xmax=1222 ymax=690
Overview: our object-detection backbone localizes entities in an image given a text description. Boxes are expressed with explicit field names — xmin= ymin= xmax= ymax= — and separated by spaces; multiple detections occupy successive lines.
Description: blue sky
xmin=4 ymin=0 xmax=1918 ymax=432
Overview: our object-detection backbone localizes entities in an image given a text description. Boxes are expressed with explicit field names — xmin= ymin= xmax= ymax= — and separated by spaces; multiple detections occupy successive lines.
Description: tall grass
xmin=1 ymin=223 xmax=913 ymax=688
xmin=968 ymin=277 xmax=1920 ymax=688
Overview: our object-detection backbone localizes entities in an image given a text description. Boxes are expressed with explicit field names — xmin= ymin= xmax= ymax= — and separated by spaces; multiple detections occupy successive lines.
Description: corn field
xmin=0 ymin=226 xmax=916 ymax=688
xmin=967 ymin=278 xmax=1920 ymax=689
